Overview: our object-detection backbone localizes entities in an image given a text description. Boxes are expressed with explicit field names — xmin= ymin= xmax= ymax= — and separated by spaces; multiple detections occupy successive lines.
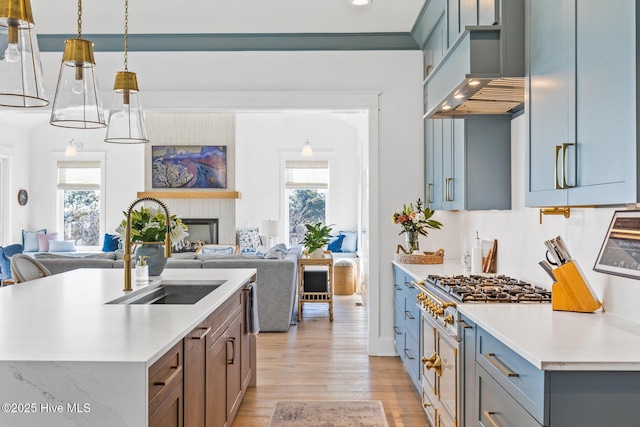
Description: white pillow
xmin=48 ymin=240 xmax=77 ymax=252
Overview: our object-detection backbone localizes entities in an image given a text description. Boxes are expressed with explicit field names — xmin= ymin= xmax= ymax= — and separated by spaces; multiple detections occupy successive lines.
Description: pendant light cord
xmin=124 ymin=0 xmax=129 ymax=71
xmin=77 ymin=0 xmax=82 ymax=39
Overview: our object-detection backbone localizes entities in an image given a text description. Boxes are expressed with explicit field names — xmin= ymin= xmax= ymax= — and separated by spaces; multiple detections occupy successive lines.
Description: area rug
xmin=268 ymin=400 xmax=388 ymax=427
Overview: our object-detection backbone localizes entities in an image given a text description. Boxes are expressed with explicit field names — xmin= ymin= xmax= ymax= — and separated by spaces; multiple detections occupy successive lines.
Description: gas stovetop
xmin=427 ymin=274 xmax=552 ymax=303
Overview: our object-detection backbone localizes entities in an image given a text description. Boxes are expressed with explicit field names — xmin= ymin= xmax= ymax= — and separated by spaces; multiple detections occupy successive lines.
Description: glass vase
xmin=405 ymin=230 xmax=420 ymax=253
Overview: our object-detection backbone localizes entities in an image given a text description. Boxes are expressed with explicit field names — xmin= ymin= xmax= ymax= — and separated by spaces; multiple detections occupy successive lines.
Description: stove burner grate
xmin=428 ymin=274 xmax=552 ymax=303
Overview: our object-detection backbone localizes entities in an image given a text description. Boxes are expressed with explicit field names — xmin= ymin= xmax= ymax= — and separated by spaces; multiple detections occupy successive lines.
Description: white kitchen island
xmin=0 ymin=268 xmax=256 ymax=427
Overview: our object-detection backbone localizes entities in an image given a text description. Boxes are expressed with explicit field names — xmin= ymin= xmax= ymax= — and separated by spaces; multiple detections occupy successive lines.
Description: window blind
xmin=285 ymin=160 xmax=329 ymax=190
xmin=57 ymin=161 xmax=101 ymax=190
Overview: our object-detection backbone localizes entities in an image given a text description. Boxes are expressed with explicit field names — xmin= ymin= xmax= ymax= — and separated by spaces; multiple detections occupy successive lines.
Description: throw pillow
xmin=48 ymin=240 xmax=76 ymax=252
xmin=101 ymin=233 xmax=120 ymax=252
xmin=200 ymin=246 xmax=236 ymax=256
xmin=237 ymin=228 xmax=261 ymax=253
xmin=36 ymin=233 xmax=59 ymax=252
xmin=340 ymin=231 xmax=358 ymax=253
xmin=22 ymin=229 xmax=46 ymax=252
xmin=327 ymin=234 xmax=345 ymax=252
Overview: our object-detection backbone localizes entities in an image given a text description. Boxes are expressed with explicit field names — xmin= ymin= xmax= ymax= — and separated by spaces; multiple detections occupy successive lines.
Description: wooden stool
xmin=334 ymin=259 xmax=356 ymax=295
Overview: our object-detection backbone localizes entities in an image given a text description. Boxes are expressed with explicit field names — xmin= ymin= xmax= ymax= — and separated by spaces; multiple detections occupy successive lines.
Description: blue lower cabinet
xmin=393 ymin=265 xmax=422 ymax=392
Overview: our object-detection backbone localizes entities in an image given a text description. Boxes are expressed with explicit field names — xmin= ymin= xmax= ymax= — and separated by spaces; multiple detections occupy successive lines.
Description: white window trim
xmin=52 ymin=152 xmax=106 ymax=250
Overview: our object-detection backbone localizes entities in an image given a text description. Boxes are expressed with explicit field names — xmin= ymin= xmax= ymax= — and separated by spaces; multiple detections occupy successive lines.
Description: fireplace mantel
xmin=137 ymin=191 xmax=241 ymax=199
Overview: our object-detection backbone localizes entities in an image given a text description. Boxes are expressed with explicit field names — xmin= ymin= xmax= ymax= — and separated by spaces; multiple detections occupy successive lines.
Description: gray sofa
xmin=35 ymin=247 xmax=302 ymax=332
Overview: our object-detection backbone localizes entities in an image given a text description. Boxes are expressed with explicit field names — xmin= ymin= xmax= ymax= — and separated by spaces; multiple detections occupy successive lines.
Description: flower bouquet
xmin=392 ymin=198 xmax=443 ymax=262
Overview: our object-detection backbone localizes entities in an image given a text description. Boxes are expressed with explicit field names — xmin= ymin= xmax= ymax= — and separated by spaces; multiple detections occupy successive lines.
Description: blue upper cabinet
xmin=526 ymin=0 xmax=638 ymax=207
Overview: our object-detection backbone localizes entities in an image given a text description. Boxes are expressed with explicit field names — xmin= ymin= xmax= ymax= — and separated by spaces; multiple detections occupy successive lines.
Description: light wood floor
xmin=232 ymin=294 xmax=429 ymax=426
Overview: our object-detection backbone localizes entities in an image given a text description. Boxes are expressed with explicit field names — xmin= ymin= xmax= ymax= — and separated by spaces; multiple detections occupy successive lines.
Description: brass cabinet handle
xmin=154 ymin=365 xmax=182 ymax=386
xmin=393 ymin=326 xmax=402 ymax=335
xmin=403 ymin=348 xmax=415 ymax=360
xmin=484 ymin=411 xmax=501 ymax=427
xmin=427 ymin=183 xmax=434 ymax=203
xmin=483 ymin=352 xmax=519 ymax=377
xmin=561 ymin=143 xmax=575 ymax=188
xmin=444 ymin=178 xmax=454 ymax=201
xmin=425 ymin=354 xmax=442 ymax=376
xmin=554 ymin=145 xmax=562 ymax=189
xmin=190 ymin=326 xmax=211 ymax=340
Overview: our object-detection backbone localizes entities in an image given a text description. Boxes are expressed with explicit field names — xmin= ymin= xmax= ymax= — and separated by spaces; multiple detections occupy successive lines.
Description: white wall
xmin=235 ymin=111 xmax=361 ymax=236
xmin=0 ymin=123 xmax=31 ymax=245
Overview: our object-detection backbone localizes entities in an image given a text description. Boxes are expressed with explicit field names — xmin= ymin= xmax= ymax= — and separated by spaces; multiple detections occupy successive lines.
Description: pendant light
xmin=0 ymin=0 xmax=48 ymax=107
xmin=50 ymin=0 xmax=105 ymax=129
xmin=105 ymin=0 xmax=148 ymax=144
xmin=301 ymin=139 xmax=313 ymax=157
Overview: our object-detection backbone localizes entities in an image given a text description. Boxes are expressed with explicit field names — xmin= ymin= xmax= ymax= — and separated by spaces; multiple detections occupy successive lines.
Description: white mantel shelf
xmin=137 ymin=191 xmax=241 ymax=199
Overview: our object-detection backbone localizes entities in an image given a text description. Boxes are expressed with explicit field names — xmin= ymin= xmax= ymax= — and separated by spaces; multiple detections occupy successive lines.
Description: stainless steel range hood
xmin=424 ymin=0 xmax=524 ymax=118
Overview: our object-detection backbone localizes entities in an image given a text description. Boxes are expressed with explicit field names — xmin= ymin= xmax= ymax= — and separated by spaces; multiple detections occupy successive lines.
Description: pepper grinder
xmin=471 ymin=232 xmax=483 ymax=274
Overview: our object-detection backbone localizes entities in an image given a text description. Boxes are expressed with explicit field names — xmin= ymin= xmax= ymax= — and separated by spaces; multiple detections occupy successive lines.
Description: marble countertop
xmin=0 ymin=268 xmax=256 ymax=366
xmin=393 ymin=261 xmax=640 ymax=371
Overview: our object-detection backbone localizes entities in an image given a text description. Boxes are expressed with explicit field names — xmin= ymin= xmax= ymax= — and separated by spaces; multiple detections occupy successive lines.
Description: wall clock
xmin=18 ymin=189 xmax=28 ymax=206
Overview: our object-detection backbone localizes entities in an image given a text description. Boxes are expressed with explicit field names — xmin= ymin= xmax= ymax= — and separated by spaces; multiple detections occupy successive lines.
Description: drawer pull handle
xmin=154 ymin=365 xmax=182 ymax=386
xmin=403 ymin=349 xmax=415 ymax=360
xmin=394 ymin=284 xmax=402 ymax=290
xmin=554 ymin=145 xmax=562 ymax=189
xmin=393 ymin=326 xmax=402 ymax=335
xmin=226 ymin=338 xmax=236 ymax=364
xmin=459 ymin=319 xmax=473 ymax=329
xmin=191 ymin=326 xmax=211 ymax=340
xmin=405 ymin=310 xmax=415 ymax=320
xmin=561 ymin=143 xmax=575 ymax=189
xmin=404 ymin=280 xmax=415 ymax=289
xmin=484 ymin=411 xmax=501 ymax=427
xmin=483 ymin=352 xmax=519 ymax=377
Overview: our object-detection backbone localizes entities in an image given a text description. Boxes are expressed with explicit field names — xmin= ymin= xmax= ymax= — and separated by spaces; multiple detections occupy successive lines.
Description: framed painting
xmin=152 ymin=145 xmax=227 ymax=189
xmin=594 ymin=210 xmax=640 ymax=280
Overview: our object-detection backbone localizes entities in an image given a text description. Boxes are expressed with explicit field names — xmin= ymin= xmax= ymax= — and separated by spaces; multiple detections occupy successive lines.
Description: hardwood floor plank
xmin=232 ymin=294 xmax=429 ymax=426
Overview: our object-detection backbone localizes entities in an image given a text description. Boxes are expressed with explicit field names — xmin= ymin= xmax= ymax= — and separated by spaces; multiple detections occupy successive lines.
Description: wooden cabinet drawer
xmin=477 ymin=364 xmax=542 ymax=427
xmin=149 ymin=340 xmax=184 ymax=416
xmin=476 ymin=327 xmax=545 ymax=424
xmin=149 ymin=380 xmax=184 ymax=427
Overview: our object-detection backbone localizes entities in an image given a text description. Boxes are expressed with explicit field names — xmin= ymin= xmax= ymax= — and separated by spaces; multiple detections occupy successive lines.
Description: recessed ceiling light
xmin=350 ymin=0 xmax=372 ymax=5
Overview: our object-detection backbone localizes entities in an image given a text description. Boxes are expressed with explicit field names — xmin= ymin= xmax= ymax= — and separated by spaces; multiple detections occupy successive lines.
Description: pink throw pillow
xmin=36 ymin=233 xmax=59 ymax=252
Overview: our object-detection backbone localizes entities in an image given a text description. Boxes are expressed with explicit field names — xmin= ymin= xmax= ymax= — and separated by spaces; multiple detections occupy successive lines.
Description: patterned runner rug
xmin=268 ymin=400 xmax=388 ymax=427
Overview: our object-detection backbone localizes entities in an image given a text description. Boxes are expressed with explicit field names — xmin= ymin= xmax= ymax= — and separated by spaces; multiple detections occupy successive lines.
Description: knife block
xmin=551 ymin=261 xmax=602 ymax=313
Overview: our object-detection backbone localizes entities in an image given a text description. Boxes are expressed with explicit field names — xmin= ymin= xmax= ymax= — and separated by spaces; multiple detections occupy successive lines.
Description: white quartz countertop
xmin=0 ymin=268 xmax=256 ymax=366
xmin=393 ymin=261 xmax=640 ymax=371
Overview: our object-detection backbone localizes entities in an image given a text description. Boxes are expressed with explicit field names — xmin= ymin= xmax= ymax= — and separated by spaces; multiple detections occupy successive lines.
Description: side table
xmin=297 ymin=251 xmax=334 ymax=322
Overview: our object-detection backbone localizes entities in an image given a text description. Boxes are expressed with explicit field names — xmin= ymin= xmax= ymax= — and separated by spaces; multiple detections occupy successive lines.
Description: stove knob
xmin=444 ymin=315 xmax=454 ymax=325
xmin=422 ymin=351 xmax=437 ymax=365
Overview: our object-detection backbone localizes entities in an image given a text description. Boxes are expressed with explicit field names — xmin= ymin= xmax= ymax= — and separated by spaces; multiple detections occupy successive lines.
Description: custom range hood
xmin=424 ymin=0 xmax=524 ymax=118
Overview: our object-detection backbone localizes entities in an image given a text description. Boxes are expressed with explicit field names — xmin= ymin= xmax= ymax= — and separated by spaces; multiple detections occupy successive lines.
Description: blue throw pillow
xmin=201 ymin=246 xmax=236 ymax=255
xmin=327 ymin=234 xmax=345 ymax=252
xmin=102 ymin=233 xmax=120 ymax=252
xmin=22 ymin=229 xmax=46 ymax=252
xmin=48 ymin=240 xmax=76 ymax=252
xmin=340 ymin=231 xmax=358 ymax=253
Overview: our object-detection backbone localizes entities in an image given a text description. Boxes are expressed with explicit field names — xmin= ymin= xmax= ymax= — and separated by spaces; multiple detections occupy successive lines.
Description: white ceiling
xmin=31 ymin=0 xmax=427 ymax=35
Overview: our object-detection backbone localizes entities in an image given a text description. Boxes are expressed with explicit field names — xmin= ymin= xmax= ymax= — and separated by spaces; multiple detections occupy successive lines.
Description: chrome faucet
xmin=123 ymin=197 xmax=172 ymax=291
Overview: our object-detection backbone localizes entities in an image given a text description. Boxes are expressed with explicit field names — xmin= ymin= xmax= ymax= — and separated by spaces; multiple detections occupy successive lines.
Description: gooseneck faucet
xmin=123 ymin=197 xmax=172 ymax=291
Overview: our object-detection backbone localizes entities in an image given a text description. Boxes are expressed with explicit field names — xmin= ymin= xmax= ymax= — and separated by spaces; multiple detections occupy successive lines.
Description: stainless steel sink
xmin=107 ymin=281 xmax=224 ymax=305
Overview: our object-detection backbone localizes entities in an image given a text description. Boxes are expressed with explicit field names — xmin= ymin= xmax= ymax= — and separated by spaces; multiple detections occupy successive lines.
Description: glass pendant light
xmin=301 ymin=139 xmax=313 ymax=157
xmin=0 ymin=0 xmax=48 ymax=107
xmin=50 ymin=0 xmax=105 ymax=129
xmin=105 ymin=0 xmax=148 ymax=143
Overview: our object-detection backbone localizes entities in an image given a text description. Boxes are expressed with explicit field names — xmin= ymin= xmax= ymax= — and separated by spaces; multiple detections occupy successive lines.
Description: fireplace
xmin=180 ymin=218 xmax=219 ymax=252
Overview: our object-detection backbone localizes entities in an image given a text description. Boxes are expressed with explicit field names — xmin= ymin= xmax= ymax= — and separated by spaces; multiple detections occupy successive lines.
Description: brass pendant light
xmin=50 ymin=0 xmax=105 ymax=129
xmin=105 ymin=0 xmax=148 ymax=143
xmin=0 ymin=0 xmax=48 ymax=107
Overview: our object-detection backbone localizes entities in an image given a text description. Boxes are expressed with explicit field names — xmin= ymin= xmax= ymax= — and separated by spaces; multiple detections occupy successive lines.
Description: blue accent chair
xmin=0 ymin=244 xmax=24 ymax=281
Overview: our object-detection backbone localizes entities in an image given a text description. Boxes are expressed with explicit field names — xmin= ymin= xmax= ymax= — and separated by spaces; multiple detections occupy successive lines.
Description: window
xmin=57 ymin=160 xmax=102 ymax=248
xmin=284 ymin=160 xmax=329 ymax=245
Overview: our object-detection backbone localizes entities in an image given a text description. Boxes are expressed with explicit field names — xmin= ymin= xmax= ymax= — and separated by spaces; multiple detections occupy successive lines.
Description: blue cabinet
xmin=425 ymin=117 xmax=512 ymax=211
xmin=392 ymin=265 xmax=422 ymax=392
xmin=463 ymin=316 xmax=640 ymax=426
xmin=526 ymin=0 xmax=638 ymax=206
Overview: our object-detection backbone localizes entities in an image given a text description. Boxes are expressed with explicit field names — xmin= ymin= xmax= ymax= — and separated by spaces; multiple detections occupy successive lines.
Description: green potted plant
xmin=302 ymin=222 xmax=333 ymax=258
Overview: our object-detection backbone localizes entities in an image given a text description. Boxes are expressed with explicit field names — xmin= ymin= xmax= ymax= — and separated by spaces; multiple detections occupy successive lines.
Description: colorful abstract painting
xmin=152 ymin=145 xmax=227 ymax=189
